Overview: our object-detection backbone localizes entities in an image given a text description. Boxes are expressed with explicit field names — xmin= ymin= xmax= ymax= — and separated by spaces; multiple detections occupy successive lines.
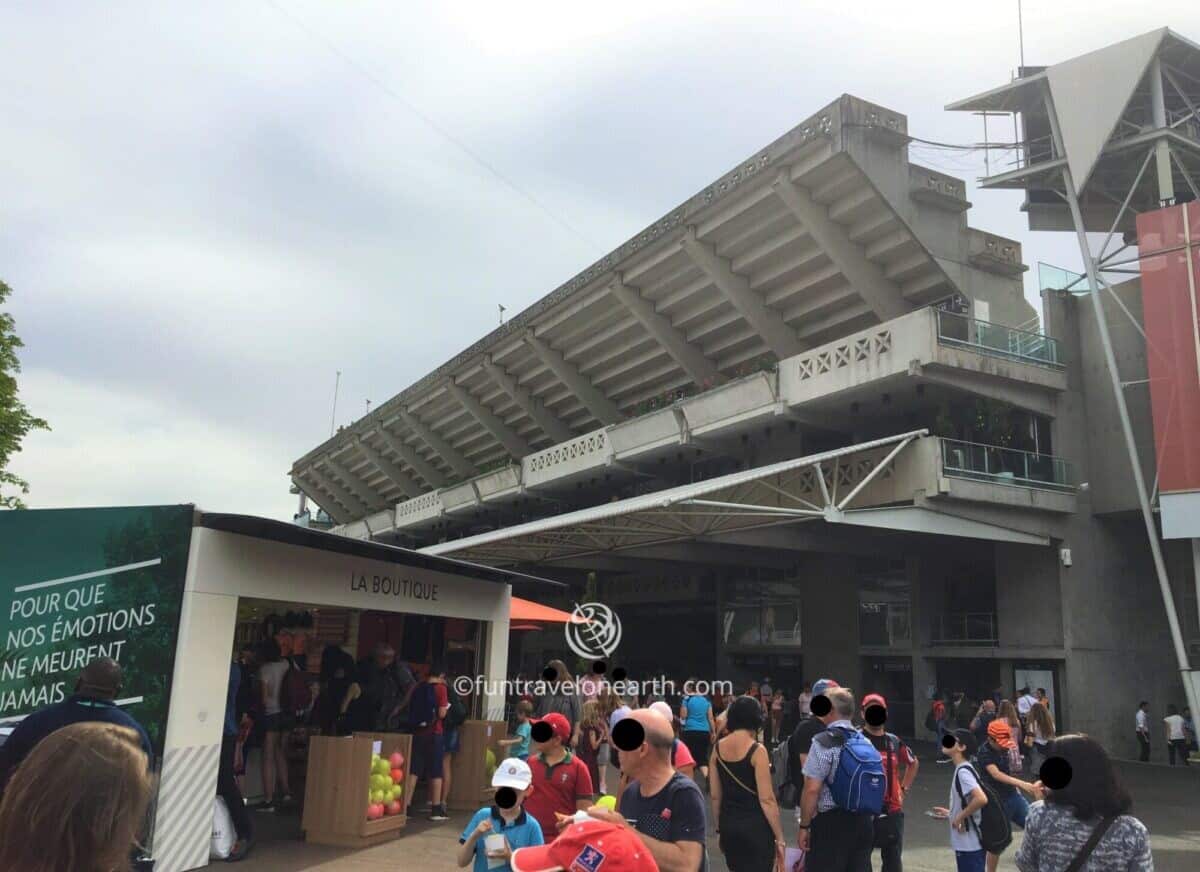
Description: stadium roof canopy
xmin=291 ymin=95 xmax=967 ymax=523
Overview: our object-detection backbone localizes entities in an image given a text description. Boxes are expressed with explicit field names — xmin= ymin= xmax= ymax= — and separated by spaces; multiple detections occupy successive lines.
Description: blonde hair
xmin=596 ymin=684 xmax=623 ymax=720
xmin=999 ymin=700 xmax=1021 ymax=727
xmin=580 ymin=700 xmax=602 ymax=730
xmin=545 ymin=659 xmax=573 ymax=683
xmin=0 ymin=722 xmax=153 ymax=872
xmin=1028 ymin=700 xmax=1056 ymax=739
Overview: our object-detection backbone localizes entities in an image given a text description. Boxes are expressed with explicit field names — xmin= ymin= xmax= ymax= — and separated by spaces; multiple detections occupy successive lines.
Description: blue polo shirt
xmin=459 ymin=805 xmax=544 ymax=872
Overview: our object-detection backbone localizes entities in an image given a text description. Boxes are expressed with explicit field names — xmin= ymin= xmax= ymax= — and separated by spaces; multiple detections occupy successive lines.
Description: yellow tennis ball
xmin=596 ymin=795 xmax=617 ymax=811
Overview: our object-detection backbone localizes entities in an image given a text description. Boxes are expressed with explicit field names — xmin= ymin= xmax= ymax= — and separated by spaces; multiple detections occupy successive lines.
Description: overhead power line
xmin=264 ymin=0 xmax=600 ymax=252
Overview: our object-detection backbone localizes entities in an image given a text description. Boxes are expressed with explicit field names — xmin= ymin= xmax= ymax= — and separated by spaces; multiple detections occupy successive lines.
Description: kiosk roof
xmin=196 ymin=511 xmax=564 ymax=588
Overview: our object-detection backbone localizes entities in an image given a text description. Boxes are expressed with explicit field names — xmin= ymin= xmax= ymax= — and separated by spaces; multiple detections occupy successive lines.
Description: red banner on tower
xmin=1136 ymin=201 xmax=1200 ymax=537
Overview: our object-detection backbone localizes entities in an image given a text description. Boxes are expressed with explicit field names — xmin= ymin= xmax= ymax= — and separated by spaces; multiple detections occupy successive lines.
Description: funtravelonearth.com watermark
xmin=452 ymin=675 xmax=733 ymax=699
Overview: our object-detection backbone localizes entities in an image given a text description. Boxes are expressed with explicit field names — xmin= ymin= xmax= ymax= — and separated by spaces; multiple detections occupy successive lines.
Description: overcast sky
xmin=2 ymin=2 xmax=1191 ymax=520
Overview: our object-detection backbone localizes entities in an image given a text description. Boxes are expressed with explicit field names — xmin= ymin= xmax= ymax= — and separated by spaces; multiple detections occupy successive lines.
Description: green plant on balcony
xmin=732 ymin=353 xmax=779 ymax=379
xmin=630 ymin=383 xmax=700 ymax=418
xmin=475 ymin=457 xmax=511 ymax=475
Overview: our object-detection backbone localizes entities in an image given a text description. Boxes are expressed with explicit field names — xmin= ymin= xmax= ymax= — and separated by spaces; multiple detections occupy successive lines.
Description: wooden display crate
xmin=447 ymin=719 xmax=508 ymax=811
xmin=302 ymin=732 xmax=413 ymax=848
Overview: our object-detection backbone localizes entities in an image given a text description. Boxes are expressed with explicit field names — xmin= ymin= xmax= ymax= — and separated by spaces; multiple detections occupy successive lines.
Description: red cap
xmin=531 ymin=712 xmax=572 ymax=743
xmin=862 ymin=693 xmax=888 ymax=710
xmin=511 ymin=818 xmax=659 ymax=872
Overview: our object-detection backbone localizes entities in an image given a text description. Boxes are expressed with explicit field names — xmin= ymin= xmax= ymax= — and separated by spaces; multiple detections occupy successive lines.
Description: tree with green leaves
xmin=0 ymin=280 xmax=49 ymax=509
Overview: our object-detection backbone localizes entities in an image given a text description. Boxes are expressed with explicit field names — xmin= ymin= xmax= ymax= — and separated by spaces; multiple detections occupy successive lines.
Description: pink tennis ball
xmin=389 ymin=751 xmax=404 ymax=769
xmin=367 ymin=803 xmax=385 ymax=820
xmin=385 ymin=800 xmax=402 ymax=816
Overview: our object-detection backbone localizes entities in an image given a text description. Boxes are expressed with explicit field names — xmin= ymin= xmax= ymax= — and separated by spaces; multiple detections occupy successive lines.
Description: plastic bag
xmin=210 ymin=797 xmax=236 ymax=860
xmin=784 ymin=847 xmax=806 ymax=872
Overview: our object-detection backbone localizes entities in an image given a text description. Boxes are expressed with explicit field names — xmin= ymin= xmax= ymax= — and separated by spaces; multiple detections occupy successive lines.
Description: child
xmin=933 ymin=728 xmax=989 ymax=872
xmin=458 ymin=758 xmax=543 ymax=872
xmin=770 ymin=690 xmax=784 ymax=746
xmin=522 ymin=713 xmax=594 ymax=840
xmin=576 ymin=701 xmax=603 ymax=792
xmin=498 ymin=700 xmax=533 ymax=761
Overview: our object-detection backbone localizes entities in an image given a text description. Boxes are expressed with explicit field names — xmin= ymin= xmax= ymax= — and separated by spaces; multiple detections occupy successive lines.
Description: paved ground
xmin=234 ymin=749 xmax=1199 ymax=871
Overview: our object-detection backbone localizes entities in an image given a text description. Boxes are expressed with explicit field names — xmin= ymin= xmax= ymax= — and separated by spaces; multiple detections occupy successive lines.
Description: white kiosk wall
xmin=152 ymin=527 xmax=511 ymax=872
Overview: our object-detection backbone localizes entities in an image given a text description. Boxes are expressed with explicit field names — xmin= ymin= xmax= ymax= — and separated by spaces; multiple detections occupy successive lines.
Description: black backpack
xmin=444 ymin=682 xmax=468 ymax=729
xmin=953 ymin=763 xmax=1012 ymax=855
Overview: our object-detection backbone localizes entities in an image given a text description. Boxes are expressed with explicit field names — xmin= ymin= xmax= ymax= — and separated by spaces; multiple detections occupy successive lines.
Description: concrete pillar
xmin=801 ymin=554 xmax=862 ymax=692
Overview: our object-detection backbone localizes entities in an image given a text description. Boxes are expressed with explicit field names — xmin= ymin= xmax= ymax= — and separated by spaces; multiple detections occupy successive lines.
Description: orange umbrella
xmin=509 ymin=597 xmax=588 ymax=624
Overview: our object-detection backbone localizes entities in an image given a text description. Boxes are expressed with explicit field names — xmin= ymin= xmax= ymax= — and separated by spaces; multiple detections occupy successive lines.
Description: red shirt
xmin=523 ymin=749 xmax=594 ymax=839
xmin=865 ymin=731 xmax=916 ymax=813
xmin=414 ymin=682 xmax=449 ymax=735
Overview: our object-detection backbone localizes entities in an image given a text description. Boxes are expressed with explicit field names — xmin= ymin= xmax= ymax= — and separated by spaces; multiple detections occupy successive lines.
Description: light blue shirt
xmin=512 ymin=721 xmax=531 ymax=758
xmin=459 ymin=806 xmax=544 ymax=872
xmin=682 ymin=695 xmax=712 ymax=732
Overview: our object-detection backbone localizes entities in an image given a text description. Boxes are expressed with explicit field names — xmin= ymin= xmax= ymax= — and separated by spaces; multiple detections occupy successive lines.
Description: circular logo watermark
xmin=565 ymin=601 xmax=622 ymax=659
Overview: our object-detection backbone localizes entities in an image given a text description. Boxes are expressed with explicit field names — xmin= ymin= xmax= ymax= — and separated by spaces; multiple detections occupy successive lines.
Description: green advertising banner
xmin=0 ymin=505 xmax=193 ymax=755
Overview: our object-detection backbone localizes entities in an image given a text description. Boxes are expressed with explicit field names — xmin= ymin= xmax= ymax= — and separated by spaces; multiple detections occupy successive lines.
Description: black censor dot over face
xmin=1039 ymin=756 xmax=1072 ymax=790
xmin=592 ymin=661 xmax=607 ymax=675
xmin=864 ymin=704 xmax=887 ymax=727
xmin=612 ymin=667 xmax=628 ymax=682
xmin=611 ymin=718 xmax=645 ymax=752
xmin=495 ymin=786 xmax=517 ymax=809
xmin=530 ymin=722 xmax=554 ymax=744
xmin=810 ymin=695 xmax=832 ymax=717
xmin=941 ymin=734 xmax=957 ymax=749
xmin=542 ymin=667 xmax=556 ymax=681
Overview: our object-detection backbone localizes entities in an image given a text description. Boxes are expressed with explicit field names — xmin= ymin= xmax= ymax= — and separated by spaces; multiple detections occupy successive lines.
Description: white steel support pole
xmin=1044 ymin=87 xmax=1200 ymax=723
xmin=1149 ymin=58 xmax=1176 ymax=206
xmin=1194 ymin=539 xmax=1200 ymax=636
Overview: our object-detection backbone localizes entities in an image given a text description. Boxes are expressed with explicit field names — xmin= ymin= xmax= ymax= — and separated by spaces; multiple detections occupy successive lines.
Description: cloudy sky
xmin=2 ymin=2 xmax=1191 ymax=519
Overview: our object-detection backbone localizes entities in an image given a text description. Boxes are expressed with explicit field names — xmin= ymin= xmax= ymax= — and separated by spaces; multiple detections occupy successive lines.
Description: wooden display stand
xmin=302 ymin=732 xmax=413 ymax=848
xmin=447 ymin=719 xmax=508 ymax=811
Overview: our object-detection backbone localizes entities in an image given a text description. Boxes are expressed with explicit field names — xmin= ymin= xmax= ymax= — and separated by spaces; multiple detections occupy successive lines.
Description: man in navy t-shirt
xmin=0 ymin=657 xmax=152 ymax=793
xmin=598 ymin=708 xmax=707 ymax=872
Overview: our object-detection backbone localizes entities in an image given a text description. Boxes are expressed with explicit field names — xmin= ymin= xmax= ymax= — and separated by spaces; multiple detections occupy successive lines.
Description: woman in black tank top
xmin=709 ymin=696 xmax=785 ymax=872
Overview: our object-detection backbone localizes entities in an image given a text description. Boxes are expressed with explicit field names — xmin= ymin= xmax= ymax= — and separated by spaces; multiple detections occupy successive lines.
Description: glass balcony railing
xmin=935 ymin=309 xmax=1063 ymax=367
xmin=941 ymin=438 xmax=1075 ymax=492
xmin=931 ymin=612 xmax=997 ymax=646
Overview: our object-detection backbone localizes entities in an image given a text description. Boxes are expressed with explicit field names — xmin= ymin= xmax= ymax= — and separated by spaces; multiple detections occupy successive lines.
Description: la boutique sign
xmin=349 ymin=571 xmax=439 ymax=603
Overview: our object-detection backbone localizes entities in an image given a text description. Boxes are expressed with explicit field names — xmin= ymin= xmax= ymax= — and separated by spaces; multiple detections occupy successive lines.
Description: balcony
xmin=931 ymin=612 xmax=997 ymax=646
xmin=940 ymin=439 xmax=1074 ymax=492
xmin=523 ymin=428 xmax=613 ymax=490
xmin=935 ymin=309 xmax=1062 ymax=368
xmin=779 ymin=307 xmax=1066 ymax=412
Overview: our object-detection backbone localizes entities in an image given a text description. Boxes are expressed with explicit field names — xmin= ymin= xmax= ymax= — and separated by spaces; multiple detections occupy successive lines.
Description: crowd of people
xmin=0 ymin=653 xmax=1169 ymax=871
xmin=451 ymin=667 xmax=1158 ymax=872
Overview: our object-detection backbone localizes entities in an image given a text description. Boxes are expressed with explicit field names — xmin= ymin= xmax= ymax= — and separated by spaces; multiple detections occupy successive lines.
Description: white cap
xmin=649 ymin=701 xmax=675 ymax=723
xmin=609 ymin=705 xmax=633 ymax=730
xmin=492 ymin=757 xmax=533 ymax=791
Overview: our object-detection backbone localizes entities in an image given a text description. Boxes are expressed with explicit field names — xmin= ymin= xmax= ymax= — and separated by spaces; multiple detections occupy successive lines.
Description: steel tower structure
xmin=950 ymin=28 xmax=1200 ymax=719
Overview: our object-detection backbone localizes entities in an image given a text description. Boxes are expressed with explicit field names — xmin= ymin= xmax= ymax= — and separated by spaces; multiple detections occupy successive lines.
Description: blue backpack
xmin=819 ymin=726 xmax=885 ymax=814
